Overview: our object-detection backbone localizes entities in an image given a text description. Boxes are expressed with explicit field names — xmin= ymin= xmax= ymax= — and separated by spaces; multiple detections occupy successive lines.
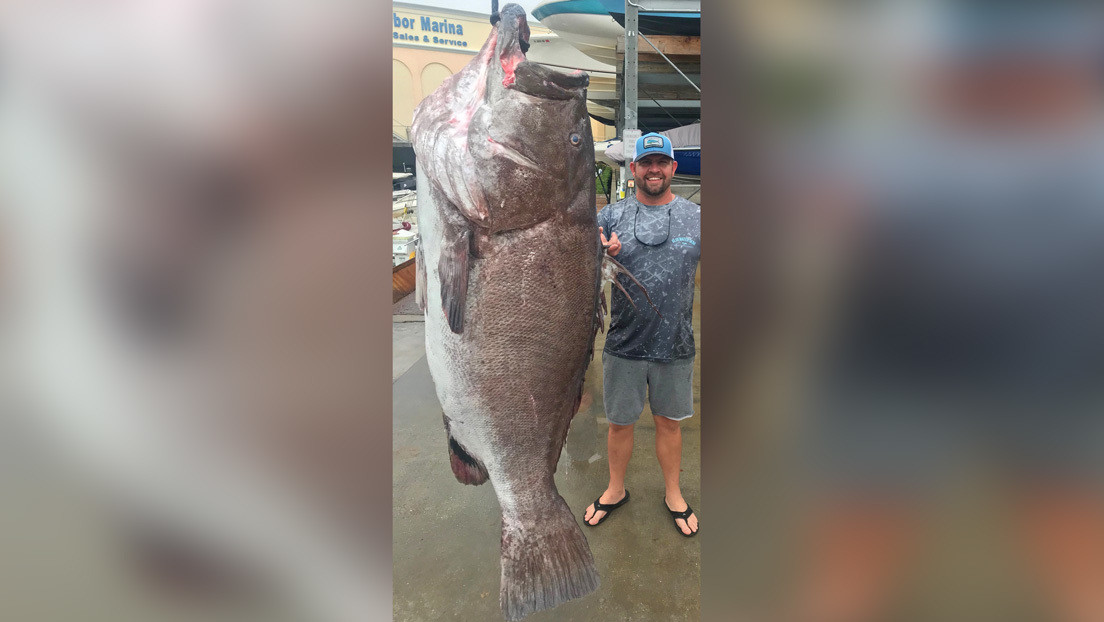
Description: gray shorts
xmin=602 ymin=352 xmax=695 ymax=425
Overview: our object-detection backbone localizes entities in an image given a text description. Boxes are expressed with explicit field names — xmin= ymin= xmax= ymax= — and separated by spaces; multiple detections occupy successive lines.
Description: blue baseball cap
xmin=633 ymin=132 xmax=674 ymax=162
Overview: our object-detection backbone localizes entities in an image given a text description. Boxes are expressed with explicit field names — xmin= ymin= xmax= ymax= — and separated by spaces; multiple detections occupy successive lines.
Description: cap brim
xmin=633 ymin=150 xmax=675 ymax=162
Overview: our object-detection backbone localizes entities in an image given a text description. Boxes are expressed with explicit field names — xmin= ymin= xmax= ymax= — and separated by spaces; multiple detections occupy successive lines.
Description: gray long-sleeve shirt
xmin=598 ymin=195 xmax=700 ymax=362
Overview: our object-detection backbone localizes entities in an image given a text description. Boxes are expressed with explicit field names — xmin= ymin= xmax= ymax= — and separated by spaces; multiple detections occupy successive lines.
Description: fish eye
xmin=569 ymin=133 xmax=581 ymax=146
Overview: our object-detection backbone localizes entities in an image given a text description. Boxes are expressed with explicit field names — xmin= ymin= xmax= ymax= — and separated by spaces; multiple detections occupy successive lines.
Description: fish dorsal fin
xmin=409 ymin=29 xmax=498 ymax=229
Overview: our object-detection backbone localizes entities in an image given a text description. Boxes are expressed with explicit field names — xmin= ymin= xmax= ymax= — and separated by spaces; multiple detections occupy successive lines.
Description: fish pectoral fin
xmin=415 ymin=243 xmax=427 ymax=313
xmin=438 ymin=224 xmax=472 ymax=334
xmin=447 ymin=435 xmax=489 ymax=486
xmin=597 ymin=289 xmax=607 ymax=334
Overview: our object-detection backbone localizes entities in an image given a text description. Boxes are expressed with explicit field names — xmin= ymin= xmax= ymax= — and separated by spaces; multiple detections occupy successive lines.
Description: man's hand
xmin=600 ymin=227 xmax=621 ymax=256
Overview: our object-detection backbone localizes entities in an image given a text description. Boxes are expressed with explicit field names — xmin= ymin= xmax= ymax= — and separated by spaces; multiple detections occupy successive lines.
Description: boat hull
xmin=673 ymin=147 xmax=700 ymax=176
xmin=532 ymin=1 xmax=624 ymax=65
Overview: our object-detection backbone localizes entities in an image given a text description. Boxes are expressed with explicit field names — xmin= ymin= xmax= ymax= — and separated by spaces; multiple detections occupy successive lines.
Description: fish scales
xmin=409 ymin=3 xmax=602 ymax=621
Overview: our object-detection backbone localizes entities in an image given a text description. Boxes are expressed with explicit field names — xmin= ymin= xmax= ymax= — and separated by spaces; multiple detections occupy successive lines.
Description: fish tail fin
xmin=500 ymin=495 xmax=599 ymax=621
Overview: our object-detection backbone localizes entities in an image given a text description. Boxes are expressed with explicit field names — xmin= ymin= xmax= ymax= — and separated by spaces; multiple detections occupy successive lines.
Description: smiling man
xmin=583 ymin=132 xmax=702 ymax=537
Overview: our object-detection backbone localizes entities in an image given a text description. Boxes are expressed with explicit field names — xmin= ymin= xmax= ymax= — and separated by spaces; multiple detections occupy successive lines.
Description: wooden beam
xmin=392 ymin=257 xmax=417 ymax=303
xmin=617 ymin=35 xmax=700 ymax=57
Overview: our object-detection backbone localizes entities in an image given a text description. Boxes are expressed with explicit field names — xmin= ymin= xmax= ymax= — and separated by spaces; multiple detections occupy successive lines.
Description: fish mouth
xmin=494 ymin=3 xmax=588 ymax=99
xmin=495 ymin=3 xmax=530 ymax=55
xmin=517 ymin=61 xmax=588 ymax=90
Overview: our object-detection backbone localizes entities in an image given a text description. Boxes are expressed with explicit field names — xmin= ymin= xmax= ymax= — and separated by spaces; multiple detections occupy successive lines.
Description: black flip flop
xmin=584 ymin=489 xmax=630 ymax=527
xmin=665 ymin=498 xmax=698 ymax=537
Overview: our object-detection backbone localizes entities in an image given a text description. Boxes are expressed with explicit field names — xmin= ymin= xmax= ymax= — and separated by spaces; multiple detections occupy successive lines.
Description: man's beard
xmin=636 ymin=176 xmax=670 ymax=197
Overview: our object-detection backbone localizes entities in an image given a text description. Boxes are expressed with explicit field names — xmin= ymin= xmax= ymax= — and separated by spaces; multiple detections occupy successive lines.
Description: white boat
xmin=531 ymin=0 xmax=701 ymax=66
xmin=392 ymin=172 xmax=416 ymax=218
xmin=525 ymin=30 xmax=616 ymax=98
xmin=524 ymin=30 xmax=616 ymax=125
xmin=393 ymin=172 xmax=418 ymax=265
xmin=531 ymin=1 xmax=701 ymax=132
xmin=530 ymin=0 xmax=624 ymax=66
xmin=393 ymin=189 xmax=417 ymax=217
xmin=595 ymin=138 xmax=620 ymax=167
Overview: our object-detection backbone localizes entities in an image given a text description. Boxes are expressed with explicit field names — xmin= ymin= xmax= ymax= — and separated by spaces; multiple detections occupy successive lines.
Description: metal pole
xmin=615 ymin=69 xmax=625 ymax=200
xmin=624 ymin=1 xmax=638 ymax=133
xmin=620 ymin=0 xmax=639 ymax=200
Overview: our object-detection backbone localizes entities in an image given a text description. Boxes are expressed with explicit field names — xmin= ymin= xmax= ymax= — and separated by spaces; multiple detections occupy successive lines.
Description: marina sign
xmin=393 ymin=9 xmax=491 ymax=53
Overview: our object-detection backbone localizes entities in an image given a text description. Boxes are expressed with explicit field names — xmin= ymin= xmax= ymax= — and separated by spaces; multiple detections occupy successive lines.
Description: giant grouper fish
xmin=409 ymin=2 xmax=606 ymax=620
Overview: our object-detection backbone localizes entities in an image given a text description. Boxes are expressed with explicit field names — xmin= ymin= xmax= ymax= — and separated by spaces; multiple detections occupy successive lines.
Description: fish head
xmin=474 ymin=4 xmax=593 ymax=232
xmin=411 ymin=3 xmax=593 ymax=234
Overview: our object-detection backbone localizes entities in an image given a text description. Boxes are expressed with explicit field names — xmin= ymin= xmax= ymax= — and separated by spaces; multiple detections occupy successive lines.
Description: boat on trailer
xmin=531 ymin=0 xmax=700 ymax=65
